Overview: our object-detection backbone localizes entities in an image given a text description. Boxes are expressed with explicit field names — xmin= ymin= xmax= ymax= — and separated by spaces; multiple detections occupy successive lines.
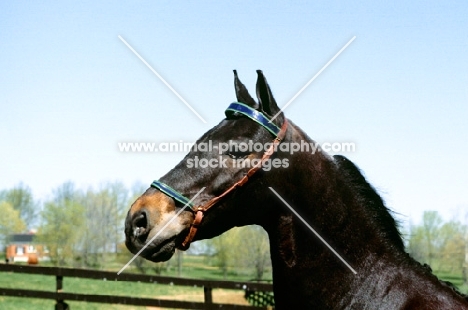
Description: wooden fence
xmin=0 ymin=264 xmax=274 ymax=309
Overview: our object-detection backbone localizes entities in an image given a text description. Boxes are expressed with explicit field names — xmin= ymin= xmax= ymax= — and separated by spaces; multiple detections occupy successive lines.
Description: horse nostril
xmin=132 ymin=211 xmax=149 ymax=240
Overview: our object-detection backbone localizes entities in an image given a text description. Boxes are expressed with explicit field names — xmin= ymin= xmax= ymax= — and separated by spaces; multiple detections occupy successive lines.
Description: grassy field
xmin=0 ymin=254 xmax=466 ymax=309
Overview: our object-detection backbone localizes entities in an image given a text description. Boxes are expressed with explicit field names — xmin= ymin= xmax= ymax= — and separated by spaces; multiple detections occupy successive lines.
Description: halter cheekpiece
xmin=151 ymin=102 xmax=288 ymax=249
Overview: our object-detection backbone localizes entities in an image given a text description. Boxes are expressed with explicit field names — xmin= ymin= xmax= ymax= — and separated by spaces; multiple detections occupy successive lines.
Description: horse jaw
xmin=124 ymin=192 xmax=193 ymax=262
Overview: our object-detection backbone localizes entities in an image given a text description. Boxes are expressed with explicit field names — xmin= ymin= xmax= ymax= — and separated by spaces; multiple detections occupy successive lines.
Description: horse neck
xmin=263 ymin=122 xmax=407 ymax=308
xmin=258 ymin=122 xmax=468 ymax=308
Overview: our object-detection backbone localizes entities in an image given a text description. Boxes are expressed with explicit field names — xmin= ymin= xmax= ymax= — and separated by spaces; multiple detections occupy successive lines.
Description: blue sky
xmin=1 ymin=1 xmax=467 ymax=226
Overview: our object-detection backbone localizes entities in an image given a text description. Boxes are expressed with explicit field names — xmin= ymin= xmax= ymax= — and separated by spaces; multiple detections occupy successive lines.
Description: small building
xmin=5 ymin=233 xmax=48 ymax=263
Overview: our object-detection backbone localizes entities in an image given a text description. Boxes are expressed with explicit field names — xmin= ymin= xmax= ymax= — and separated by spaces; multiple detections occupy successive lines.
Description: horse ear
xmin=233 ymin=70 xmax=258 ymax=108
xmin=256 ymin=70 xmax=284 ymax=124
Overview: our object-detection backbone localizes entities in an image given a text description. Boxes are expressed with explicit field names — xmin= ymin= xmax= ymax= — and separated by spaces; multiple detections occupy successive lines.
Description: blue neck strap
xmin=151 ymin=101 xmax=281 ymax=205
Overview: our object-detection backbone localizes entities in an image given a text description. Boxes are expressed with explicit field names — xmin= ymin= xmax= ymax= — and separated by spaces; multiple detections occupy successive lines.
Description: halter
xmin=151 ymin=102 xmax=288 ymax=249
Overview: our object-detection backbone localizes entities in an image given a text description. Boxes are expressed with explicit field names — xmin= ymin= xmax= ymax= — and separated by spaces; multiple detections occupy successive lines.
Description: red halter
xmin=180 ymin=119 xmax=288 ymax=249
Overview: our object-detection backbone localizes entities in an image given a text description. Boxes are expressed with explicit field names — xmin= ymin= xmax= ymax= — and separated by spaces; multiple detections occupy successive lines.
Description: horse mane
xmin=333 ymin=154 xmax=405 ymax=250
xmin=333 ymin=155 xmax=468 ymax=301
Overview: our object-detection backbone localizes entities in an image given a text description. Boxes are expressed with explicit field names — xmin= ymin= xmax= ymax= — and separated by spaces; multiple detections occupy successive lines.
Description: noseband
xmin=151 ymin=102 xmax=288 ymax=249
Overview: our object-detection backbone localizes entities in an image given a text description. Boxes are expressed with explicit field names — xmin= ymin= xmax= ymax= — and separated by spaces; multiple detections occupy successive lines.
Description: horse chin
xmin=146 ymin=241 xmax=176 ymax=262
xmin=127 ymin=235 xmax=178 ymax=263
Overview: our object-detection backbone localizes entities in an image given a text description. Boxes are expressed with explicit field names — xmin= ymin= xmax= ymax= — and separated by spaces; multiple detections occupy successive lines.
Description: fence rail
xmin=0 ymin=264 xmax=274 ymax=309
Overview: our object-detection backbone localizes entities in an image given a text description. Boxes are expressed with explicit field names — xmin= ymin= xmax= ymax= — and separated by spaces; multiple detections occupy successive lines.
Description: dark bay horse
xmin=125 ymin=70 xmax=468 ymax=309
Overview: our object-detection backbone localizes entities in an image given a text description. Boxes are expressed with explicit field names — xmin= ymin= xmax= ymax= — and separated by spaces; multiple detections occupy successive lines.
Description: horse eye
xmin=227 ymin=151 xmax=250 ymax=159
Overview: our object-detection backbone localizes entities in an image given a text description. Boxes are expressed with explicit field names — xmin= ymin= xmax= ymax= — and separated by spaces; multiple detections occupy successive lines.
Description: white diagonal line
xmin=118 ymin=35 xmax=207 ymax=124
xmin=269 ymin=187 xmax=357 ymax=274
xmin=270 ymin=36 xmax=356 ymax=122
xmin=117 ymin=187 xmax=206 ymax=275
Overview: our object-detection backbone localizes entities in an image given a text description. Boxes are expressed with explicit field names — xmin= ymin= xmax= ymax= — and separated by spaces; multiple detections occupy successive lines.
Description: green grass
xmin=119 ymin=254 xmax=273 ymax=282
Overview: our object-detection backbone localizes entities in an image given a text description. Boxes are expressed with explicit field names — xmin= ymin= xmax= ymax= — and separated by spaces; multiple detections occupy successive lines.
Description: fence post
xmin=55 ymin=275 xmax=69 ymax=310
xmin=203 ymin=286 xmax=213 ymax=309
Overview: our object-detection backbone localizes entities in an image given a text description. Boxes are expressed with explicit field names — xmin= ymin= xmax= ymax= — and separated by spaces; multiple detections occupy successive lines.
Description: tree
xmin=1 ymin=183 xmax=37 ymax=229
xmin=36 ymin=181 xmax=130 ymax=268
xmin=209 ymin=228 xmax=241 ymax=279
xmin=52 ymin=181 xmax=76 ymax=204
xmin=207 ymin=225 xmax=272 ymax=280
xmin=37 ymin=182 xmax=85 ymax=266
xmin=237 ymin=225 xmax=271 ymax=280
xmin=78 ymin=182 xmax=129 ymax=267
xmin=406 ymin=212 xmax=440 ymax=266
xmin=38 ymin=200 xmax=85 ymax=266
xmin=0 ymin=202 xmax=26 ymax=248
xmin=421 ymin=211 xmax=443 ymax=266
xmin=407 ymin=223 xmax=427 ymax=263
xmin=438 ymin=221 xmax=466 ymax=273
xmin=407 ymin=211 xmax=467 ymax=277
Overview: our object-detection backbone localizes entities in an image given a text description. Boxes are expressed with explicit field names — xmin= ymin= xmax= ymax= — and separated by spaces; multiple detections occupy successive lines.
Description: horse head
xmin=124 ymin=70 xmax=290 ymax=262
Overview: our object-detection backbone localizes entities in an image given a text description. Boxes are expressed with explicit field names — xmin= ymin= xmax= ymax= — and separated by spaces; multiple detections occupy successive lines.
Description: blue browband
xmin=151 ymin=102 xmax=281 ymax=207
xmin=225 ymin=102 xmax=281 ymax=136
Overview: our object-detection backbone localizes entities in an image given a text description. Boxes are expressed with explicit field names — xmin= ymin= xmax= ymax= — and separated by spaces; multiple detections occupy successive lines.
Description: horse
xmin=124 ymin=70 xmax=468 ymax=309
